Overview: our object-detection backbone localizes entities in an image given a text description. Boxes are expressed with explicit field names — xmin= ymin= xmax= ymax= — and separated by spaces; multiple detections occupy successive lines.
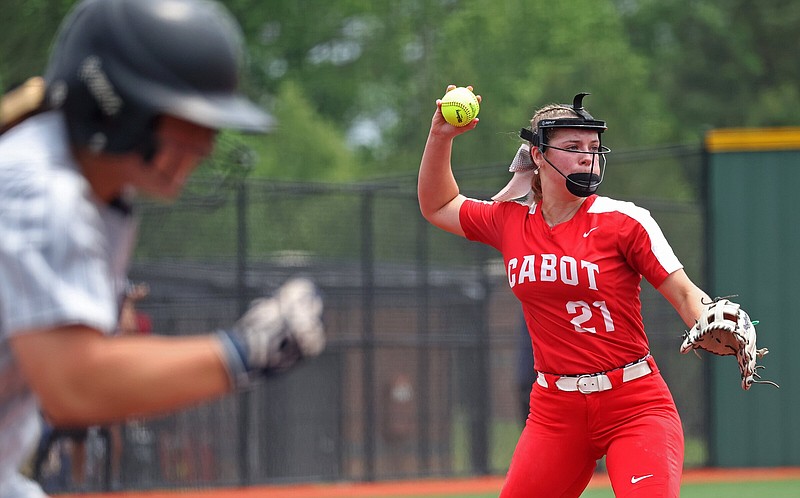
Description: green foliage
xmin=0 ymin=0 xmax=73 ymax=88
xmin=244 ymin=80 xmax=359 ymax=181
xmin=3 ymin=0 xmax=798 ymax=195
xmin=219 ymin=0 xmax=680 ymax=181
xmin=422 ymin=0 xmax=674 ymax=181
xmin=613 ymin=0 xmax=800 ymax=139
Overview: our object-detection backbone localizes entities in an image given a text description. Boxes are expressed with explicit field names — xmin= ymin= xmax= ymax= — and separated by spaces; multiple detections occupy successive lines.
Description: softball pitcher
xmin=419 ymin=86 xmax=714 ymax=497
xmin=0 ymin=1 xmax=324 ymax=496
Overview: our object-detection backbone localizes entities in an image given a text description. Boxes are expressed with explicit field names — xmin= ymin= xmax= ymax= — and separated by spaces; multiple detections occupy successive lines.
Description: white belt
xmin=536 ymin=356 xmax=653 ymax=394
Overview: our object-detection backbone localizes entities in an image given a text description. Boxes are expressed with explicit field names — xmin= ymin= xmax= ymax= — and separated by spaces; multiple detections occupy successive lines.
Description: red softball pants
xmin=499 ymin=366 xmax=683 ymax=498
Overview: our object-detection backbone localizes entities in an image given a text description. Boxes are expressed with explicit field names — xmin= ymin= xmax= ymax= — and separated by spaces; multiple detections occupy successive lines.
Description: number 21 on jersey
xmin=566 ymin=300 xmax=615 ymax=333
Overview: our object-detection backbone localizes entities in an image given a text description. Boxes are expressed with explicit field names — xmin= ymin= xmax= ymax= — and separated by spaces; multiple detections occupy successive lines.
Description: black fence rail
xmin=36 ymin=145 xmax=707 ymax=493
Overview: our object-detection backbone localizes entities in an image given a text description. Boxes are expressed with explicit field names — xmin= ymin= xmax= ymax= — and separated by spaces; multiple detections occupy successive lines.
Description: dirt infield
xmin=59 ymin=467 xmax=800 ymax=498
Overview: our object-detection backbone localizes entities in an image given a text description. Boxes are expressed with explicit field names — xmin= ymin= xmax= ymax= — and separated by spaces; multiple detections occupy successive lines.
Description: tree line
xmin=2 ymin=0 xmax=797 ymax=189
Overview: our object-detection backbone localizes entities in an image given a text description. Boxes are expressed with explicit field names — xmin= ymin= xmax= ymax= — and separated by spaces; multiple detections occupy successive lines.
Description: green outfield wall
xmin=705 ymin=127 xmax=800 ymax=467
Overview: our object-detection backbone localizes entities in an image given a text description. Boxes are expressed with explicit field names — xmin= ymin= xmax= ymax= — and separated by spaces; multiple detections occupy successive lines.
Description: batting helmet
xmin=44 ymin=0 xmax=274 ymax=155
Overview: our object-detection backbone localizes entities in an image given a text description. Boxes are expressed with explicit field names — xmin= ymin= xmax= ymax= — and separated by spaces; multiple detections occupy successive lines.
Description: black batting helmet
xmin=44 ymin=0 xmax=274 ymax=155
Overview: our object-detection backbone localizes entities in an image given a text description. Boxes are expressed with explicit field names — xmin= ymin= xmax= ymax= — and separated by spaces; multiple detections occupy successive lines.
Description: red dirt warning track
xmin=59 ymin=467 xmax=800 ymax=498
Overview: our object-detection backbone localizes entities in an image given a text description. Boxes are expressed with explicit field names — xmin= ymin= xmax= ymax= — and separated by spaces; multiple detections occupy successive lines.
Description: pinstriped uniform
xmin=0 ymin=111 xmax=137 ymax=497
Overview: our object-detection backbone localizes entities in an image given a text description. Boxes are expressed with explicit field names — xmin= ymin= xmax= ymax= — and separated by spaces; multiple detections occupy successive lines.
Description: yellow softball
xmin=440 ymin=87 xmax=479 ymax=127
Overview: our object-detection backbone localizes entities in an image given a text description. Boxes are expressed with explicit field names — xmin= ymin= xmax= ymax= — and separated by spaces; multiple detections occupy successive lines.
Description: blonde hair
xmin=525 ymin=104 xmax=580 ymax=204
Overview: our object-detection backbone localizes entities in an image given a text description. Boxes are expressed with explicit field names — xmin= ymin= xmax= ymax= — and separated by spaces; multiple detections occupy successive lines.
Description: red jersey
xmin=460 ymin=195 xmax=682 ymax=375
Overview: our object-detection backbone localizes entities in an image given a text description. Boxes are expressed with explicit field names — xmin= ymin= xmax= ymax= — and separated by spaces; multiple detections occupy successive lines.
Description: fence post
xmin=235 ymin=181 xmax=252 ymax=485
xmin=361 ymin=190 xmax=376 ymax=481
xmin=471 ymin=245 xmax=491 ymax=475
xmin=416 ymin=212 xmax=431 ymax=473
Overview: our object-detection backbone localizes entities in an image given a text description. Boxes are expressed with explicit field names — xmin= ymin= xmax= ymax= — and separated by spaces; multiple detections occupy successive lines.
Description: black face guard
xmin=519 ymin=93 xmax=611 ymax=197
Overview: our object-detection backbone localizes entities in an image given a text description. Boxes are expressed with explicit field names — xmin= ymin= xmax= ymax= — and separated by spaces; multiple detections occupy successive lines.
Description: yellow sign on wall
xmin=705 ymin=127 xmax=800 ymax=153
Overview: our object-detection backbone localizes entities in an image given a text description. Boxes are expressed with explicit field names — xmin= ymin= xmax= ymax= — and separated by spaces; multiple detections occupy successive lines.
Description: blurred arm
xmin=11 ymin=326 xmax=231 ymax=427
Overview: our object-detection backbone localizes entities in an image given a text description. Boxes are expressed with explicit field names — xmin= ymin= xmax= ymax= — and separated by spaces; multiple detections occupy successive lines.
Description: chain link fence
xmin=37 ymin=145 xmax=708 ymax=493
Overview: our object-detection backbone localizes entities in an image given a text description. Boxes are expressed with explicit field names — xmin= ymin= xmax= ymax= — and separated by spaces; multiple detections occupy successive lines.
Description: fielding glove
xmin=680 ymin=297 xmax=777 ymax=390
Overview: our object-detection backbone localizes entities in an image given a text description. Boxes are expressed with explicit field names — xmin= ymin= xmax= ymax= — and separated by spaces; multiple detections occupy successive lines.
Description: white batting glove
xmin=218 ymin=277 xmax=325 ymax=388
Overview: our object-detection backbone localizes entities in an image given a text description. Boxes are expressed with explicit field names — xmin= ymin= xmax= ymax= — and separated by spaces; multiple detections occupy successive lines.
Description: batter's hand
xmin=430 ymin=84 xmax=481 ymax=138
xmin=218 ymin=277 xmax=325 ymax=388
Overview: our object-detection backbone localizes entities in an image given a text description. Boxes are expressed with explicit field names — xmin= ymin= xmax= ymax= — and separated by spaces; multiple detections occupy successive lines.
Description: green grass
xmin=380 ymin=478 xmax=800 ymax=498
xmin=580 ymin=479 xmax=800 ymax=498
